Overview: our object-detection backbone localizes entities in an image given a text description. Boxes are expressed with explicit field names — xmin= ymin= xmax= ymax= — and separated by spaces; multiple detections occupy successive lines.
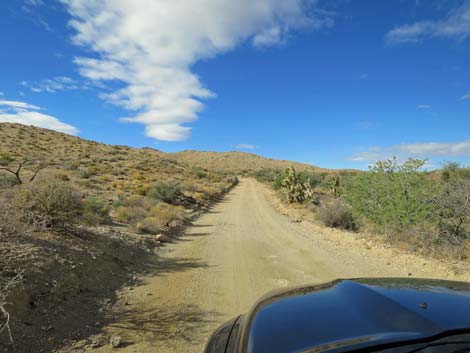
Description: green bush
xmin=254 ymin=169 xmax=281 ymax=183
xmin=147 ymin=181 xmax=181 ymax=204
xmin=345 ymin=158 xmax=434 ymax=233
xmin=193 ymin=167 xmax=208 ymax=179
xmin=82 ymin=196 xmax=110 ymax=226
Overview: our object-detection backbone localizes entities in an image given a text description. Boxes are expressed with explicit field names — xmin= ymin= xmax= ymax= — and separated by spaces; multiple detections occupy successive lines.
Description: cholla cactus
xmin=281 ymin=166 xmax=313 ymax=203
xmin=330 ymin=176 xmax=340 ymax=198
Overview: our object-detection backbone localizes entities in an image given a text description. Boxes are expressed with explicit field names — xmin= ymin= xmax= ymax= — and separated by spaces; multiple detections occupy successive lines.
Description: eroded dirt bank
xmin=62 ymin=178 xmax=468 ymax=353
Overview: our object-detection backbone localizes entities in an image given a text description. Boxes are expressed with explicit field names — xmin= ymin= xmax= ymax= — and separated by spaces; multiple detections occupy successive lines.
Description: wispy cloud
xmin=235 ymin=144 xmax=258 ymax=150
xmin=350 ymin=140 xmax=470 ymax=163
xmin=21 ymin=76 xmax=84 ymax=93
xmin=417 ymin=104 xmax=432 ymax=109
xmin=385 ymin=1 xmax=470 ymax=44
xmin=359 ymin=73 xmax=369 ymax=80
xmin=461 ymin=93 xmax=470 ymax=100
xmin=0 ymin=100 xmax=78 ymax=135
xmin=61 ymin=0 xmax=334 ymax=141
xmin=357 ymin=120 xmax=378 ymax=130
xmin=0 ymin=100 xmax=40 ymax=111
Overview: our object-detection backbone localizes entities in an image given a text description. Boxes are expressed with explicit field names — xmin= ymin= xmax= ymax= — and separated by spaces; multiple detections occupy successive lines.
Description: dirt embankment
xmin=57 ymin=178 xmax=469 ymax=353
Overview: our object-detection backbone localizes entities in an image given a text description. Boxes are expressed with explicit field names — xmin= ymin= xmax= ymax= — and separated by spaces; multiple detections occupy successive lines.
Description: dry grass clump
xmin=114 ymin=195 xmax=186 ymax=234
xmin=136 ymin=203 xmax=186 ymax=234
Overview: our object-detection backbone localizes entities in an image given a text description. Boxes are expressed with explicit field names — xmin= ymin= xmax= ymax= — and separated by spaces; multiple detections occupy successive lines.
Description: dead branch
xmin=0 ymin=271 xmax=24 ymax=351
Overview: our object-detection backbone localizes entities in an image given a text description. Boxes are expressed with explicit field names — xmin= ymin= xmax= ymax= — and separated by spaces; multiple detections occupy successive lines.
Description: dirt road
xmin=83 ymin=179 xmax=451 ymax=353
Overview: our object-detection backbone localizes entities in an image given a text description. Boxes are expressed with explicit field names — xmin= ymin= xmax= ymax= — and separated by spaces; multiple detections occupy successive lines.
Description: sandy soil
xmin=66 ymin=178 xmax=469 ymax=353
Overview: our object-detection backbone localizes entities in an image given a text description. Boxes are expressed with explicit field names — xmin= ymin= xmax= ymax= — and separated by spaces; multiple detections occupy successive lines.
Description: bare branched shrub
xmin=317 ymin=198 xmax=356 ymax=230
xmin=0 ymin=271 xmax=23 ymax=349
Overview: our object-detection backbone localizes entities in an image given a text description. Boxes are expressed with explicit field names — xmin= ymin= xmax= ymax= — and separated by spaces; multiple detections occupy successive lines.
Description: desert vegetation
xmin=258 ymin=159 xmax=470 ymax=259
xmin=0 ymin=123 xmax=239 ymax=352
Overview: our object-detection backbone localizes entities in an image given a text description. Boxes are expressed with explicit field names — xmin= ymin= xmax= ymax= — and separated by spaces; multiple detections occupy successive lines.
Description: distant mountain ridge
xmin=169 ymin=150 xmax=323 ymax=173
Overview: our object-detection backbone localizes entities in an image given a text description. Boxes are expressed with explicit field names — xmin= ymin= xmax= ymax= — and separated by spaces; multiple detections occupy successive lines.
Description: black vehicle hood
xmin=239 ymin=278 xmax=470 ymax=353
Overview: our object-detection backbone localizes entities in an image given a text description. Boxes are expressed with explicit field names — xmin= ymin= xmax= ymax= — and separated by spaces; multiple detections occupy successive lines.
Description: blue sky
xmin=0 ymin=0 xmax=469 ymax=170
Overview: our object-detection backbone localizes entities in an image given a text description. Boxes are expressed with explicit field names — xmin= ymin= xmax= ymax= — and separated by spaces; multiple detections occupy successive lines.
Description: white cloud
xmin=397 ymin=141 xmax=470 ymax=156
xmin=386 ymin=1 xmax=470 ymax=44
xmin=0 ymin=100 xmax=40 ymax=111
xmin=461 ymin=93 xmax=470 ymax=100
xmin=22 ymin=76 xmax=82 ymax=93
xmin=253 ymin=26 xmax=283 ymax=47
xmin=0 ymin=100 xmax=78 ymax=135
xmin=236 ymin=143 xmax=258 ymax=150
xmin=417 ymin=104 xmax=432 ymax=109
xmin=350 ymin=140 xmax=470 ymax=163
xmin=62 ymin=0 xmax=332 ymax=141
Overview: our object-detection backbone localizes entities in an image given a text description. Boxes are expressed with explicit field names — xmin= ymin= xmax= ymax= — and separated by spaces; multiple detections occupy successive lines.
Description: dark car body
xmin=204 ymin=278 xmax=470 ymax=353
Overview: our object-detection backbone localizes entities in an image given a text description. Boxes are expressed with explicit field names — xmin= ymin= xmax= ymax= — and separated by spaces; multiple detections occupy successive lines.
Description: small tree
xmin=345 ymin=158 xmax=434 ymax=233
xmin=0 ymin=155 xmax=52 ymax=185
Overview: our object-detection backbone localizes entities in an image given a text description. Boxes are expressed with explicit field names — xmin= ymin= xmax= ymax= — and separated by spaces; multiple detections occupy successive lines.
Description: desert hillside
xmin=170 ymin=150 xmax=323 ymax=173
xmin=0 ymin=123 xmax=237 ymax=201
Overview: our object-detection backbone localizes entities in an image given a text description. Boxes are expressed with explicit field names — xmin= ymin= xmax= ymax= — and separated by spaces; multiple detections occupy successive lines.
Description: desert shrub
xmin=12 ymin=180 xmax=83 ymax=228
xmin=66 ymin=160 xmax=80 ymax=170
xmin=112 ymin=193 xmax=126 ymax=208
xmin=136 ymin=217 xmax=165 ymax=234
xmin=0 ymin=174 xmax=19 ymax=188
xmin=136 ymin=203 xmax=185 ymax=234
xmin=254 ymin=169 xmax=281 ymax=183
xmin=53 ymin=171 xmax=70 ymax=181
xmin=180 ymin=180 xmax=197 ymax=193
xmin=82 ymin=196 xmax=110 ymax=226
xmin=136 ymin=183 xmax=151 ymax=196
xmin=224 ymin=176 xmax=239 ymax=186
xmin=147 ymin=181 xmax=181 ymax=204
xmin=441 ymin=162 xmax=470 ymax=181
xmin=317 ymin=198 xmax=355 ymax=230
xmin=297 ymin=171 xmax=323 ymax=189
xmin=114 ymin=205 xmax=147 ymax=224
xmin=0 ymin=191 xmax=30 ymax=237
xmin=193 ymin=167 xmax=208 ymax=179
xmin=433 ymin=176 xmax=470 ymax=244
xmin=0 ymin=153 xmax=14 ymax=166
xmin=122 ymin=195 xmax=149 ymax=208
xmin=79 ymin=168 xmax=91 ymax=179
xmin=345 ymin=158 xmax=434 ymax=233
